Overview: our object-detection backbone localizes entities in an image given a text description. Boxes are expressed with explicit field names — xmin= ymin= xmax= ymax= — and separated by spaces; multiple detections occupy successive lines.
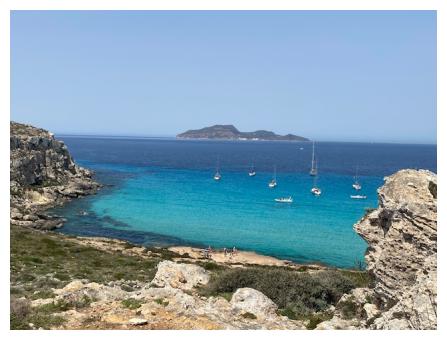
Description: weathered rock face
xmin=230 ymin=288 xmax=278 ymax=319
xmin=322 ymin=169 xmax=437 ymax=330
xmin=10 ymin=121 xmax=100 ymax=229
xmin=150 ymin=260 xmax=210 ymax=290
xmin=355 ymin=169 xmax=437 ymax=306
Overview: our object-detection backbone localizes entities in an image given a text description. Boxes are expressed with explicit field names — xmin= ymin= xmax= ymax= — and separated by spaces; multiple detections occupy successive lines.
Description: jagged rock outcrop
xmin=320 ymin=169 xmax=437 ymax=330
xmin=10 ymin=121 xmax=100 ymax=229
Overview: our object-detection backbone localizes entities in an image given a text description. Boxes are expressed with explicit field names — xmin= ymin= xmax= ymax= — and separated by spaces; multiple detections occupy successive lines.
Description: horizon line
xmin=54 ymin=132 xmax=437 ymax=146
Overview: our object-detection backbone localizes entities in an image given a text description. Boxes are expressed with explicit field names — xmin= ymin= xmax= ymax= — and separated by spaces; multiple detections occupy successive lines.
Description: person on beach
xmin=233 ymin=246 xmax=237 ymax=255
xmin=223 ymin=247 xmax=227 ymax=256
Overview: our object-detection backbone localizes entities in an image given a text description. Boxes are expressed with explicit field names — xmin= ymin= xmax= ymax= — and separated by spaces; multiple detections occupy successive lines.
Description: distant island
xmin=177 ymin=125 xmax=309 ymax=141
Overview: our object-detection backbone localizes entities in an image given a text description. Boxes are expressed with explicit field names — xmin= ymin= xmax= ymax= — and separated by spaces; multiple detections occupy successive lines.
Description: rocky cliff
xmin=318 ymin=169 xmax=437 ymax=329
xmin=10 ymin=121 xmax=100 ymax=229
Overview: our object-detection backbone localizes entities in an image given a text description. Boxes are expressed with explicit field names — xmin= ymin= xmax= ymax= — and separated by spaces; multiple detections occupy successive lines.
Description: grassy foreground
xmin=10 ymin=225 xmax=371 ymax=330
xmin=10 ymin=225 xmax=160 ymax=329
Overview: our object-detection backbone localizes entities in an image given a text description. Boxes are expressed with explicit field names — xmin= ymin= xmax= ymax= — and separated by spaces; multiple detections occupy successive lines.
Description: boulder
xmin=230 ymin=288 xmax=278 ymax=319
xmin=128 ymin=318 xmax=148 ymax=326
xmin=150 ymin=261 xmax=210 ymax=290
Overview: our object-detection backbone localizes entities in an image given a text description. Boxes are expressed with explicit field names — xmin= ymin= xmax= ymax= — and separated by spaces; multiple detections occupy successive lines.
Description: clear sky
xmin=11 ymin=11 xmax=436 ymax=143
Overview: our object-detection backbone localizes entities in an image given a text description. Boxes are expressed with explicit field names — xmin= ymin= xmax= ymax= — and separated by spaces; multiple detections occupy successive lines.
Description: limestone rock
xmin=355 ymin=170 xmax=437 ymax=329
xmin=363 ymin=303 xmax=380 ymax=322
xmin=128 ymin=318 xmax=148 ymax=326
xmin=324 ymin=169 xmax=437 ymax=330
xmin=316 ymin=316 xmax=362 ymax=330
xmin=355 ymin=169 xmax=437 ymax=307
xmin=150 ymin=261 xmax=210 ymax=290
xmin=54 ymin=280 xmax=129 ymax=302
xmin=230 ymin=288 xmax=278 ymax=319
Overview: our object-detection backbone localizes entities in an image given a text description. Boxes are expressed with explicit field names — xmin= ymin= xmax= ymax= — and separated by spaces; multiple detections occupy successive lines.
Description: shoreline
xmin=49 ymin=228 xmax=328 ymax=271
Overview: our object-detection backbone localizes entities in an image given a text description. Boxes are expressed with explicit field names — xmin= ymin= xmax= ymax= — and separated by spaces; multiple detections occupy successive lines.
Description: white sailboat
xmin=248 ymin=161 xmax=256 ymax=177
xmin=275 ymin=196 xmax=293 ymax=203
xmin=311 ymin=161 xmax=321 ymax=196
xmin=351 ymin=194 xmax=367 ymax=199
xmin=268 ymin=166 xmax=277 ymax=188
xmin=310 ymin=141 xmax=317 ymax=176
xmin=352 ymin=165 xmax=362 ymax=190
xmin=214 ymin=159 xmax=221 ymax=181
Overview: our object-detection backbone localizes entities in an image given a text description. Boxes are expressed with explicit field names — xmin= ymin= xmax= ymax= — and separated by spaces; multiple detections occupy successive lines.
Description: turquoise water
xmin=52 ymin=138 xmax=436 ymax=268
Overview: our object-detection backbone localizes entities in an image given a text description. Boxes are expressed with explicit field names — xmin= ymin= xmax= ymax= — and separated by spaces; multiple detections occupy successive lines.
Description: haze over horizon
xmin=11 ymin=11 xmax=436 ymax=144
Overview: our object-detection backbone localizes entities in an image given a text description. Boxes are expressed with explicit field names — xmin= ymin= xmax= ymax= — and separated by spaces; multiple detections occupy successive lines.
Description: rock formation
xmin=318 ymin=169 xmax=437 ymax=329
xmin=150 ymin=260 xmax=210 ymax=290
xmin=35 ymin=261 xmax=305 ymax=330
xmin=10 ymin=121 xmax=100 ymax=229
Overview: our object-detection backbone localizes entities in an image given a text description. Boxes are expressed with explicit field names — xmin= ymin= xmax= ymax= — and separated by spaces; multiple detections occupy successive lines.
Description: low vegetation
xmin=10 ymin=225 xmax=160 ymax=329
xmin=199 ymin=266 xmax=370 ymax=323
xmin=154 ymin=298 xmax=169 ymax=307
xmin=121 ymin=298 xmax=144 ymax=310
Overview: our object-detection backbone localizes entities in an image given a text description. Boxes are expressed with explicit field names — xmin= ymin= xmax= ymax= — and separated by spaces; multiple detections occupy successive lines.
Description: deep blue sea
xmin=51 ymin=137 xmax=437 ymax=268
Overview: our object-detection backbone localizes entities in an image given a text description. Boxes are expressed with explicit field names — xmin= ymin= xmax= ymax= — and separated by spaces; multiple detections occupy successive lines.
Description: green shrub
xmin=199 ymin=261 xmax=226 ymax=271
xmin=10 ymin=297 xmax=65 ymax=330
xmin=121 ymin=298 xmax=143 ymax=310
xmin=279 ymin=307 xmax=298 ymax=320
xmin=306 ymin=312 xmax=333 ymax=330
xmin=154 ymin=298 xmax=169 ymax=306
xmin=200 ymin=267 xmax=356 ymax=318
xmin=31 ymin=290 xmax=55 ymax=300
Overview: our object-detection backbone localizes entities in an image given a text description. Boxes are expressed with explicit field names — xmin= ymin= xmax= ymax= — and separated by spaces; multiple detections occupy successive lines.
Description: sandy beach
xmin=168 ymin=246 xmax=314 ymax=268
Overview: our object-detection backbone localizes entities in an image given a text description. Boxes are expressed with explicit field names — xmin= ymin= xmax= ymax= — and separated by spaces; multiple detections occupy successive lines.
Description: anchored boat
xmin=248 ymin=162 xmax=256 ymax=177
xmin=352 ymin=165 xmax=362 ymax=190
xmin=214 ymin=158 xmax=221 ymax=181
xmin=351 ymin=195 xmax=367 ymax=199
xmin=275 ymin=196 xmax=293 ymax=203
xmin=268 ymin=165 xmax=277 ymax=188
xmin=311 ymin=161 xmax=321 ymax=196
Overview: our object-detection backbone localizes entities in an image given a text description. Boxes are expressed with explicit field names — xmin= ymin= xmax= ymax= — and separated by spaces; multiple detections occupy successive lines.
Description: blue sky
xmin=11 ymin=11 xmax=436 ymax=143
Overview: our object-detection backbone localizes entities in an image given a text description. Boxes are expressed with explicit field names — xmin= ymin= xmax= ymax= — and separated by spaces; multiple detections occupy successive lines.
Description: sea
xmin=50 ymin=137 xmax=437 ymax=269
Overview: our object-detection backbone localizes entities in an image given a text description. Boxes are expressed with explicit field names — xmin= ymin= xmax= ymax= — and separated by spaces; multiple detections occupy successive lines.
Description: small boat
xmin=351 ymin=195 xmax=367 ymax=199
xmin=311 ymin=187 xmax=321 ymax=196
xmin=352 ymin=182 xmax=362 ymax=191
xmin=214 ymin=158 xmax=221 ymax=181
xmin=248 ymin=162 xmax=256 ymax=177
xmin=269 ymin=166 xmax=277 ymax=188
xmin=352 ymin=165 xmax=362 ymax=190
xmin=275 ymin=196 xmax=293 ymax=203
xmin=311 ymin=161 xmax=321 ymax=196
xmin=309 ymin=141 xmax=317 ymax=176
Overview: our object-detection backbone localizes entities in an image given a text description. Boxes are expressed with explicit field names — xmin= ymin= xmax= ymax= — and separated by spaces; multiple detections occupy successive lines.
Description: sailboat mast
xmin=310 ymin=141 xmax=317 ymax=175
